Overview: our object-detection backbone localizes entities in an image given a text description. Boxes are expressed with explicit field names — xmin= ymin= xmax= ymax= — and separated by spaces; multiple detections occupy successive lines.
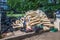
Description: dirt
xmin=22 ymin=31 xmax=60 ymax=40
xmin=4 ymin=31 xmax=60 ymax=40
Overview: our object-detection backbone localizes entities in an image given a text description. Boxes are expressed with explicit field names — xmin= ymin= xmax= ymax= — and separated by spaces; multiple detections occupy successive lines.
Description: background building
xmin=0 ymin=0 xmax=7 ymax=33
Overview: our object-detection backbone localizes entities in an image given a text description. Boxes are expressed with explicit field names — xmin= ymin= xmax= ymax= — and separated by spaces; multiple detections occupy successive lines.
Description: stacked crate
xmin=40 ymin=12 xmax=54 ymax=30
xmin=12 ymin=20 xmax=23 ymax=28
xmin=25 ymin=11 xmax=41 ymax=29
xmin=12 ymin=10 xmax=54 ymax=30
xmin=25 ymin=10 xmax=54 ymax=30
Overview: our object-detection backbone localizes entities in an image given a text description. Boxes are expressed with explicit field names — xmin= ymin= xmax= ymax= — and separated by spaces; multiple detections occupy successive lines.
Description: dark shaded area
xmin=1 ymin=17 xmax=17 ymax=34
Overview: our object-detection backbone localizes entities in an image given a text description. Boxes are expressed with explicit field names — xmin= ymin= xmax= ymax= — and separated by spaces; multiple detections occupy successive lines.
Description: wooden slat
xmin=43 ymin=26 xmax=50 ymax=31
xmin=42 ymin=20 xmax=50 ymax=22
xmin=43 ymin=24 xmax=54 ymax=27
xmin=26 ymin=11 xmax=37 ymax=16
xmin=30 ymin=21 xmax=40 ymax=26
xmin=29 ymin=19 xmax=40 ymax=24
xmin=30 ymin=17 xmax=40 ymax=21
xmin=13 ymin=26 xmax=21 ymax=28
xmin=42 ymin=22 xmax=50 ymax=24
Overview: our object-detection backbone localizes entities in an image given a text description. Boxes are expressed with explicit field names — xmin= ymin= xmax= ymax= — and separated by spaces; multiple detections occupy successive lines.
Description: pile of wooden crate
xmin=12 ymin=10 xmax=54 ymax=31
xmin=25 ymin=10 xmax=54 ymax=31
xmin=12 ymin=19 xmax=23 ymax=29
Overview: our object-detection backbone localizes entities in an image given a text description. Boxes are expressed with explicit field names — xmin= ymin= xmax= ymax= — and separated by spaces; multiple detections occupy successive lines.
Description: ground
xmin=2 ymin=30 xmax=60 ymax=40
xmin=23 ymin=31 xmax=60 ymax=40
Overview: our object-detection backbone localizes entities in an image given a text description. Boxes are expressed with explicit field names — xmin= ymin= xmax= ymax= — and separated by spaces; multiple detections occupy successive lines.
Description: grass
xmin=6 ymin=14 xmax=25 ymax=17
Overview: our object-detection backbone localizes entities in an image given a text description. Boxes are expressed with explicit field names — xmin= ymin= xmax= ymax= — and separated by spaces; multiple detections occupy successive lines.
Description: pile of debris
xmin=25 ymin=10 xmax=54 ymax=31
xmin=12 ymin=10 xmax=58 ymax=32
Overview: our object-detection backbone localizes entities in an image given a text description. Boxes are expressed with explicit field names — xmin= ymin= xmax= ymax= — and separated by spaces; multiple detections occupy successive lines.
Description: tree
xmin=7 ymin=0 xmax=44 ymax=14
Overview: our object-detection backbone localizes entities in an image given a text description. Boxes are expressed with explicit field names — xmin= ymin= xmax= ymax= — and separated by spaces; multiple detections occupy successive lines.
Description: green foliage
xmin=7 ymin=14 xmax=25 ymax=17
xmin=7 ymin=0 xmax=47 ymax=12
xmin=7 ymin=0 xmax=60 ymax=12
xmin=7 ymin=0 xmax=60 ymax=18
